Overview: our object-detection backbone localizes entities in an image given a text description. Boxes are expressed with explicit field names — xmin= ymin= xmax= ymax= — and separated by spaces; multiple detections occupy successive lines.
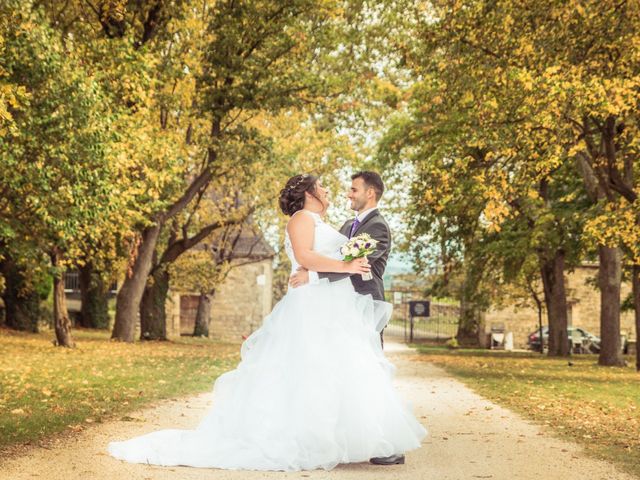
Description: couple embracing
xmin=108 ymin=171 xmax=427 ymax=471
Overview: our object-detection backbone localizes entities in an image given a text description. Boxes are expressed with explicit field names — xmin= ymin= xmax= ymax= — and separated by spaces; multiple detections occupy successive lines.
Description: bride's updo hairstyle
xmin=279 ymin=173 xmax=320 ymax=216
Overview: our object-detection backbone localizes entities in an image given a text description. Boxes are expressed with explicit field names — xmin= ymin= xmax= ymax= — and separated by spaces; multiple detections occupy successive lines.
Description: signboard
xmin=409 ymin=300 xmax=430 ymax=318
xmin=393 ymin=291 xmax=403 ymax=305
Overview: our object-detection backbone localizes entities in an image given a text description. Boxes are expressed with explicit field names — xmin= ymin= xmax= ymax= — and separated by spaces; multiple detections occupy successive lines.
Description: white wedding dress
xmin=108 ymin=209 xmax=427 ymax=471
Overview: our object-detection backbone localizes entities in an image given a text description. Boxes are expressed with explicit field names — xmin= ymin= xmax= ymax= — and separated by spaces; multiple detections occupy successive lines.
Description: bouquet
xmin=340 ymin=233 xmax=377 ymax=281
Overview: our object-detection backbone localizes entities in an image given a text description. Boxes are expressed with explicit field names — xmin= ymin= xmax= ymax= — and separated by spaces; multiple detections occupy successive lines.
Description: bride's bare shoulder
xmin=286 ymin=210 xmax=315 ymax=234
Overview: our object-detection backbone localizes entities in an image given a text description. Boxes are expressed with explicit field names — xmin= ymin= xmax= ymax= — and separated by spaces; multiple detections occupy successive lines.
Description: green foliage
xmin=1 ymin=0 xmax=377 ymax=338
xmin=378 ymin=0 xmax=640 ymax=314
xmin=0 ymin=1 xmax=123 ymax=295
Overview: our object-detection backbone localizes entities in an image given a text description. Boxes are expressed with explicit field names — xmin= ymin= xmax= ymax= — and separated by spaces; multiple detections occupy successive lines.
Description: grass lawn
xmin=413 ymin=344 xmax=640 ymax=477
xmin=0 ymin=327 xmax=240 ymax=452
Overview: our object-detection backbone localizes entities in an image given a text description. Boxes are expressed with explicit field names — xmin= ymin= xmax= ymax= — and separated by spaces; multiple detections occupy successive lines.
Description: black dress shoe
xmin=369 ymin=454 xmax=405 ymax=465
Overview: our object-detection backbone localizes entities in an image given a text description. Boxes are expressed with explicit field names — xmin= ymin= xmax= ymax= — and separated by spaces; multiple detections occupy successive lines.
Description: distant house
xmin=165 ymin=229 xmax=276 ymax=343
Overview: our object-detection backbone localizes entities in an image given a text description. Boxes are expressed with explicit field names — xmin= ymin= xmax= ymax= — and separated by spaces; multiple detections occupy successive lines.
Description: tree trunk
xmin=0 ymin=258 xmax=40 ymax=332
xmin=193 ymin=291 xmax=213 ymax=337
xmin=598 ymin=245 xmax=624 ymax=366
xmin=540 ymin=249 xmax=569 ymax=357
xmin=51 ymin=250 xmax=75 ymax=347
xmin=139 ymin=266 xmax=170 ymax=340
xmin=78 ymin=262 xmax=110 ymax=329
xmin=455 ymin=265 xmax=481 ymax=346
xmin=530 ymin=285 xmax=544 ymax=354
xmin=456 ymin=301 xmax=480 ymax=346
xmin=476 ymin=311 xmax=488 ymax=348
xmin=633 ymin=265 xmax=640 ymax=371
xmin=112 ymin=224 xmax=162 ymax=342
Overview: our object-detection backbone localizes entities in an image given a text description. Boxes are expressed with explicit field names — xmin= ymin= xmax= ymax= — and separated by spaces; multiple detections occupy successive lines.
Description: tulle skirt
xmin=108 ymin=278 xmax=427 ymax=471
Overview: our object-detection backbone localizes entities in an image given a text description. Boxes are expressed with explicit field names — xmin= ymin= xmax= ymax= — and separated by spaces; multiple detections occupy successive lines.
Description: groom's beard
xmin=350 ymin=199 xmax=366 ymax=212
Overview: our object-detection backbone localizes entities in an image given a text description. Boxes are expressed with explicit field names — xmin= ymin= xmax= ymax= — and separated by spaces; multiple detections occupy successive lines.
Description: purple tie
xmin=349 ymin=217 xmax=361 ymax=238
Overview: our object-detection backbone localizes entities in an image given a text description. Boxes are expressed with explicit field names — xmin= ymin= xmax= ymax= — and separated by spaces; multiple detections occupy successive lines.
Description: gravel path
xmin=0 ymin=341 xmax=635 ymax=480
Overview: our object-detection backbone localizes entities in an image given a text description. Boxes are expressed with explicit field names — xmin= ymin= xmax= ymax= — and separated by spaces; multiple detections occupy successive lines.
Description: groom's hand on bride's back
xmin=289 ymin=267 xmax=309 ymax=288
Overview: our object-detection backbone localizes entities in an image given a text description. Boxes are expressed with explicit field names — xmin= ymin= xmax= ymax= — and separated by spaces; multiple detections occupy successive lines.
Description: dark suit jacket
xmin=319 ymin=209 xmax=391 ymax=301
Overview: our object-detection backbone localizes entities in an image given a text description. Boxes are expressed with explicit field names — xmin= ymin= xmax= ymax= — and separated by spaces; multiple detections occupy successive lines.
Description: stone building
xmin=164 ymin=233 xmax=275 ymax=343
xmin=485 ymin=263 xmax=637 ymax=349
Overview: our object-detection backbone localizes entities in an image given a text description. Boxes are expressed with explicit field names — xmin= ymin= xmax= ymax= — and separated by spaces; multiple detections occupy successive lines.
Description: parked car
xmin=527 ymin=326 xmax=602 ymax=354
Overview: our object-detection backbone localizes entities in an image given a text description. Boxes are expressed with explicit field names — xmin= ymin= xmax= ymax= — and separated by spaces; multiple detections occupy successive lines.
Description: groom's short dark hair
xmin=352 ymin=171 xmax=384 ymax=201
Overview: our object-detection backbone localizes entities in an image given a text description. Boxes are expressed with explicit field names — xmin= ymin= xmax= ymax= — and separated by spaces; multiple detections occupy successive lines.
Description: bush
xmin=445 ymin=337 xmax=459 ymax=349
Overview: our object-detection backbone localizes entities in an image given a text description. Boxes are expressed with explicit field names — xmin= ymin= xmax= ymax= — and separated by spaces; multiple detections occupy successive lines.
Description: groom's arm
xmin=308 ymin=270 xmax=350 ymax=284
xmin=309 ymin=221 xmax=391 ymax=284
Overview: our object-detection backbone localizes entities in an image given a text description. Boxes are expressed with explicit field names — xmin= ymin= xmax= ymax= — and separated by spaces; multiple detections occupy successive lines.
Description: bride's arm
xmin=287 ymin=213 xmax=369 ymax=274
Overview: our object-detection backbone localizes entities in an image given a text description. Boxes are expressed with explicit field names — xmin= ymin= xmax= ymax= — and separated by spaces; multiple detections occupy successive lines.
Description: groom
xmin=289 ymin=171 xmax=404 ymax=466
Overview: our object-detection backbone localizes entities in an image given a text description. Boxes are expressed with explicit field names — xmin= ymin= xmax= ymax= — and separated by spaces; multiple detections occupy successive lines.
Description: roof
xmin=230 ymin=232 xmax=275 ymax=259
xmin=195 ymin=222 xmax=275 ymax=261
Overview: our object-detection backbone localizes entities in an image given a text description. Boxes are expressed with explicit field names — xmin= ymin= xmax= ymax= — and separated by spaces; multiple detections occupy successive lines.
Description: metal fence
xmin=383 ymin=289 xmax=460 ymax=343
xmin=63 ymin=272 xmax=118 ymax=293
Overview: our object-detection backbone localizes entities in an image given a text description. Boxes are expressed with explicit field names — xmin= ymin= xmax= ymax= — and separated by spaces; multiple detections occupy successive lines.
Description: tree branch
xmin=575 ymin=151 xmax=600 ymax=202
xmin=160 ymin=207 xmax=255 ymax=265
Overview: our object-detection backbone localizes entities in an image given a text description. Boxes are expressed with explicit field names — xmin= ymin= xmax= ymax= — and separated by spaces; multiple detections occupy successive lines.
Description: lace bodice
xmin=284 ymin=210 xmax=348 ymax=274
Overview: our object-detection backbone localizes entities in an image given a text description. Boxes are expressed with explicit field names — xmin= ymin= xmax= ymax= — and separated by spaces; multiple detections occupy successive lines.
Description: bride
xmin=108 ymin=174 xmax=427 ymax=471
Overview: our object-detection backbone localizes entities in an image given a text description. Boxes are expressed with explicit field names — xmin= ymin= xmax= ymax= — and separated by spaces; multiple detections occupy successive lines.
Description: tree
xmin=0 ymin=254 xmax=48 ymax=332
xmin=138 ymin=187 xmax=255 ymax=341
xmin=77 ymin=261 xmax=111 ymax=329
xmin=378 ymin=0 xmax=639 ymax=364
xmin=0 ymin=1 xmax=119 ymax=346
xmin=99 ymin=0 xmax=365 ymax=342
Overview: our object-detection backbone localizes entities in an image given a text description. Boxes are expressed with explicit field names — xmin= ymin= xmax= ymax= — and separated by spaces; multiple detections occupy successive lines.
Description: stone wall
xmin=485 ymin=264 xmax=637 ymax=349
xmin=165 ymin=291 xmax=181 ymax=339
xmin=210 ymin=259 xmax=273 ymax=342
xmin=167 ymin=259 xmax=273 ymax=343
